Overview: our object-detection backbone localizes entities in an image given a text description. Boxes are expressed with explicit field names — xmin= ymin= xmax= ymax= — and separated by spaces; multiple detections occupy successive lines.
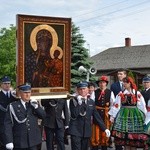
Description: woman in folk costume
xmin=109 ymin=76 xmax=148 ymax=150
xmin=91 ymin=76 xmax=115 ymax=150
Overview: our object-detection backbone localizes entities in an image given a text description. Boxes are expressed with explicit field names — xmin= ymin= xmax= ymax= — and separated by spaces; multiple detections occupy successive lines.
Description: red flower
xmin=147 ymin=106 xmax=150 ymax=112
xmin=118 ymin=91 xmax=123 ymax=96
xmin=137 ymin=94 xmax=141 ymax=98
xmin=131 ymin=94 xmax=137 ymax=104
xmin=119 ymin=92 xmax=125 ymax=103
xmin=114 ymin=103 xmax=119 ymax=108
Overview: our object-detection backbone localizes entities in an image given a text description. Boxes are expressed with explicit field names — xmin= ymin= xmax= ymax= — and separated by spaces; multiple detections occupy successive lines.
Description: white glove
xmin=77 ymin=95 xmax=83 ymax=105
xmin=30 ymin=99 xmax=38 ymax=109
xmin=65 ymin=126 xmax=69 ymax=129
xmin=105 ymin=129 xmax=110 ymax=137
xmin=6 ymin=143 xmax=14 ymax=150
xmin=110 ymin=116 xmax=114 ymax=123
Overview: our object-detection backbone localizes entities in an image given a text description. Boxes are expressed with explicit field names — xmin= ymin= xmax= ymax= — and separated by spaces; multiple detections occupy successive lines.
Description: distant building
xmin=91 ymin=38 xmax=150 ymax=88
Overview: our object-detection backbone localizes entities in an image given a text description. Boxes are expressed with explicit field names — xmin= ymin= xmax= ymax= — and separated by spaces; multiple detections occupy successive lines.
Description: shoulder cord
xmin=9 ymin=104 xmax=27 ymax=124
xmin=0 ymin=104 xmax=7 ymax=112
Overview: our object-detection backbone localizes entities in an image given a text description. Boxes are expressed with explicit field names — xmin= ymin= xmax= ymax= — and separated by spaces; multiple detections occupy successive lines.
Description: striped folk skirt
xmin=111 ymin=106 xmax=148 ymax=148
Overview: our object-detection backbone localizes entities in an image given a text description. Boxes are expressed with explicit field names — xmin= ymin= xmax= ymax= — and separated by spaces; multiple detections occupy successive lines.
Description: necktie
xmin=25 ymin=102 xmax=29 ymax=110
xmin=121 ymin=83 xmax=124 ymax=91
xmin=81 ymin=98 xmax=86 ymax=104
xmin=80 ymin=98 xmax=87 ymax=116
xmin=6 ymin=92 xmax=9 ymax=98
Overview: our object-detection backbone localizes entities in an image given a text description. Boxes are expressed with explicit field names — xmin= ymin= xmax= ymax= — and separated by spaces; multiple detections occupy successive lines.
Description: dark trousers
xmin=44 ymin=126 xmax=65 ymax=150
xmin=71 ymin=135 xmax=89 ymax=150
xmin=92 ymin=146 xmax=107 ymax=150
xmin=14 ymin=146 xmax=37 ymax=150
xmin=0 ymin=133 xmax=6 ymax=150
xmin=115 ymin=145 xmax=123 ymax=150
xmin=0 ymin=145 xmax=6 ymax=150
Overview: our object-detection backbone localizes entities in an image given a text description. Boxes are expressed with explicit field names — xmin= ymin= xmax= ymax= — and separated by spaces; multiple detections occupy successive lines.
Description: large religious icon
xmin=16 ymin=14 xmax=71 ymax=98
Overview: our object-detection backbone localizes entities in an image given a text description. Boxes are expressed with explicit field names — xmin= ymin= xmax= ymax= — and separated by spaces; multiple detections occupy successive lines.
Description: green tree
xmin=128 ymin=70 xmax=135 ymax=82
xmin=71 ymin=23 xmax=93 ymax=93
xmin=0 ymin=25 xmax=16 ymax=86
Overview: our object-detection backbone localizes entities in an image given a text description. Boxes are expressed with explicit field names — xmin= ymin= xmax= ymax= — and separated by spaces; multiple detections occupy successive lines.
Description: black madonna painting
xmin=16 ymin=14 xmax=71 ymax=96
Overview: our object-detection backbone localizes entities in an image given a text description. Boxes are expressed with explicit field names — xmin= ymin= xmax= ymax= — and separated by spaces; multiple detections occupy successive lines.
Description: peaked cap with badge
xmin=1 ymin=76 xmax=11 ymax=83
xmin=18 ymin=83 xmax=31 ymax=92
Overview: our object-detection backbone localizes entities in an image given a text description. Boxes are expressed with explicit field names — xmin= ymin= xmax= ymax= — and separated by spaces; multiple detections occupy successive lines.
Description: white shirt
xmin=90 ymin=91 xmax=95 ymax=101
xmin=77 ymin=95 xmax=87 ymax=105
xmin=20 ymin=99 xmax=27 ymax=109
xmin=145 ymin=87 xmax=150 ymax=91
xmin=2 ymin=90 xmax=10 ymax=97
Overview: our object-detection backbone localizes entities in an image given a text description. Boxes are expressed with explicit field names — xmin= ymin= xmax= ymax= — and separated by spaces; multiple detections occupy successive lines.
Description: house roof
xmin=91 ymin=44 xmax=150 ymax=71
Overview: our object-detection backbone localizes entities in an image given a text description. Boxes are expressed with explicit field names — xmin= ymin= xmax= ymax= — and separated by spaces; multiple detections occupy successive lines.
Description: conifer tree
xmin=128 ymin=70 xmax=135 ymax=82
xmin=71 ymin=23 xmax=93 ymax=93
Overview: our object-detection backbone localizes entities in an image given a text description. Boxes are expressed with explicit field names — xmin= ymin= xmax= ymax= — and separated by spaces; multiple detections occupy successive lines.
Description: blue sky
xmin=1 ymin=0 xmax=150 ymax=56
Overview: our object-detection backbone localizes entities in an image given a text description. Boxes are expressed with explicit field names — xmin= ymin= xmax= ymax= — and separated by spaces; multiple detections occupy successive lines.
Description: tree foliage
xmin=128 ymin=70 xmax=135 ymax=82
xmin=0 ymin=25 xmax=16 ymax=86
xmin=71 ymin=23 xmax=93 ymax=93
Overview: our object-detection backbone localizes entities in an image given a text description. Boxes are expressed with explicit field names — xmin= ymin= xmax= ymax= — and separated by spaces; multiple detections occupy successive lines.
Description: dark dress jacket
xmin=4 ymin=100 xmax=46 ymax=148
xmin=111 ymin=81 xmax=122 ymax=97
xmin=0 ymin=91 xmax=17 ymax=134
xmin=41 ymin=99 xmax=69 ymax=128
xmin=141 ymin=88 xmax=150 ymax=106
xmin=68 ymin=97 xmax=106 ymax=138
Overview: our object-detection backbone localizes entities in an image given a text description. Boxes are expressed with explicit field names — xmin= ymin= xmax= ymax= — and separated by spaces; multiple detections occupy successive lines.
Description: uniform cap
xmin=18 ymin=83 xmax=31 ymax=92
xmin=143 ymin=76 xmax=150 ymax=82
xmin=77 ymin=81 xmax=88 ymax=88
xmin=1 ymin=76 xmax=11 ymax=83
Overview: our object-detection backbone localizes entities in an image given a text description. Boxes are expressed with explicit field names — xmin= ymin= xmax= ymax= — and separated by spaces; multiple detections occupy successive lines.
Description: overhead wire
xmin=80 ymin=5 xmax=150 ymax=30
xmin=72 ymin=0 xmax=150 ymax=32
xmin=73 ymin=0 xmax=128 ymax=18
xmin=93 ymin=6 xmax=150 ymax=37
xmin=76 ymin=0 xmax=150 ymax=26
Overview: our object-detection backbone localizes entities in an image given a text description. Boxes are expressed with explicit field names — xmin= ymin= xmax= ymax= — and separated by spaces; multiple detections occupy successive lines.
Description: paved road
xmin=41 ymin=136 xmax=116 ymax=150
xmin=41 ymin=137 xmax=143 ymax=150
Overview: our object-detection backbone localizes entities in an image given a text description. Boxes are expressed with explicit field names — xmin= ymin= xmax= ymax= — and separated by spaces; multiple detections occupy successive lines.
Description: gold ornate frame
xmin=16 ymin=14 xmax=71 ymax=98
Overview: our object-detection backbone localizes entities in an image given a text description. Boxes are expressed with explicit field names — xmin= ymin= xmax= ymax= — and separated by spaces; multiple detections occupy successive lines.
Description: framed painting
xmin=16 ymin=14 xmax=71 ymax=99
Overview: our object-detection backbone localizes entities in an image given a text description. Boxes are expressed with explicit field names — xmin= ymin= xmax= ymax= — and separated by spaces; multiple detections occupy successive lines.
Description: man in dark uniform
xmin=41 ymin=98 xmax=69 ymax=150
xmin=141 ymin=76 xmax=150 ymax=106
xmin=68 ymin=82 xmax=110 ymax=150
xmin=4 ymin=83 xmax=46 ymax=150
xmin=0 ymin=76 xmax=17 ymax=150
